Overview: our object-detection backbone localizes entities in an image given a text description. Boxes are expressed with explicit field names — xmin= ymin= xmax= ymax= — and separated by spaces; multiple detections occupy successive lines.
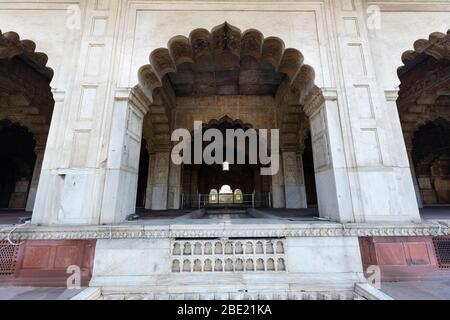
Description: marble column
xmin=144 ymin=153 xmax=154 ymax=210
xmin=304 ymin=95 xmax=354 ymax=222
xmin=167 ymin=161 xmax=182 ymax=210
xmin=26 ymin=143 xmax=45 ymax=212
xmin=271 ymin=159 xmax=285 ymax=208
xmin=282 ymin=151 xmax=308 ymax=209
xmin=316 ymin=0 xmax=421 ymax=223
xmin=32 ymin=2 xmax=124 ymax=225
xmin=145 ymin=151 xmax=170 ymax=210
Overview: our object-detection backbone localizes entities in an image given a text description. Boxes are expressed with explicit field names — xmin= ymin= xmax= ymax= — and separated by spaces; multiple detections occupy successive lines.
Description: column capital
xmin=303 ymin=86 xmax=326 ymax=117
xmin=129 ymin=85 xmax=151 ymax=116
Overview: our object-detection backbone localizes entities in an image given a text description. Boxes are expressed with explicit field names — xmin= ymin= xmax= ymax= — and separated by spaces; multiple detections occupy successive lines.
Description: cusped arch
xmin=135 ymin=22 xmax=318 ymax=106
xmin=204 ymin=115 xmax=253 ymax=131
xmin=397 ymin=29 xmax=450 ymax=147
xmin=398 ymin=29 xmax=450 ymax=76
xmin=0 ymin=30 xmax=55 ymax=145
xmin=0 ymin=30 xmax=54 ymax=80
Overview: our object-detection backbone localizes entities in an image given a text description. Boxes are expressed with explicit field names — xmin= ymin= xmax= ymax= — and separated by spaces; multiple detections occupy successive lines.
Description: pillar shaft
xmin=271 ymin=159 xmax=285 ymax=208
xmin=282 ymin=151 xmax=307 ymax=209
xmin=146 ymin=151 xmax=170 ymax=210
xmin=25 ymin=145 xmax=45 ymax=212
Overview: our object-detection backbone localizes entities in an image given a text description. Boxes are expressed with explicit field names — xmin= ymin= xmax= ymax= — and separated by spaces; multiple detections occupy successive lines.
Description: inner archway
xmin=181 ymin=117 xmax=271 ymax=209
xmin=397 ymin=29 xmax=450 ymax=208
xmin=0 ymin=30 xmax=54 ymax=216
xmin=127 ymin=22 xmax=329 ymax=220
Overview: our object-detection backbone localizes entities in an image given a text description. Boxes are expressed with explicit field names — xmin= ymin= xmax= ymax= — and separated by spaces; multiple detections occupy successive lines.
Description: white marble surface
xmin=90 ymin=236 xmax=364 ymax=295
xmin=0 ymin=0 xmax=444 ymax=225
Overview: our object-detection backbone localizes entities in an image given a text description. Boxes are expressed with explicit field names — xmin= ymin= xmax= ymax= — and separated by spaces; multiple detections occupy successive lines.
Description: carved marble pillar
xmin=305 ymin=94 xmax=354 ymax=222
xmin=99 ymin=89 xmax=148 ymax=224
xmin=321 ymin=0 xmax=420 ymax=222
xmin=25 ymin=141 xmax=46 ymax=212
xmin=144 ymin=153 xmax=154 ymax=210
xmin=167 ymin=161 xmax=182 ymax=210
xmin=271 ymin=159 xmax=285 ymax=208
xmin=190 ymin=166 xmax=199 ymax=208
xmin=146 ymin=151 xmax=170 ymax=210
xmin=282 ymin=151 xmax=308 ymax=209
xmin=32 ymin=1 xmax=123 ymax=225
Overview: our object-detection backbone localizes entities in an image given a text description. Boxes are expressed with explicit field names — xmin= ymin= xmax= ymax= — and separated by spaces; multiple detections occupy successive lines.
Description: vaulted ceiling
xmin=137 ymin=22 xmax=316 ymax=106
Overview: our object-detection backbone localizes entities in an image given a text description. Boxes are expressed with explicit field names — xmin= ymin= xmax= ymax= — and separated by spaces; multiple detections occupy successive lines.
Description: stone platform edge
xmin=1 ymin=222 xmax=449 ymax=240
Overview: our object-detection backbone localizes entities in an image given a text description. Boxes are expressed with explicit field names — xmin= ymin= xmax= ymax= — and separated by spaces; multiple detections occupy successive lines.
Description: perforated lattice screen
xmin=0 ymin=241 xmax=19 ymax=276
xmin=433 ymin=237 xmax=450 ymax=269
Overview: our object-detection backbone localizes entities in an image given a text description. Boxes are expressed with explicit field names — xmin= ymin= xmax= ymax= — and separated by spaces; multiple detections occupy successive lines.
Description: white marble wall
xmin=90 ymin=237 xmax=364 ymax=293
xmin=0 ymin=0 xmax=444 ymax=225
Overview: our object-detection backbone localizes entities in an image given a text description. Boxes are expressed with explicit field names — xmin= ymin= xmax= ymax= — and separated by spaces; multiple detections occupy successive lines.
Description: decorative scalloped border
xmin=1 ymin=223 xmax=448 ymax=240
xmin=398 ymin=29 xmax=450 ymax=76
xmin=0 ymin=30 xmax=54 ymax=80
xmin=136 ymin=22 xmax=318 ymax=105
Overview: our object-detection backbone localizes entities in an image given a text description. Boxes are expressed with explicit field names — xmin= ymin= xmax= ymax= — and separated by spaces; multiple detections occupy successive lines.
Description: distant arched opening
xmin=397 ymin=29 xmax=450 ymax=207
xmin=0 ymin=31 xmax=54 ymax=215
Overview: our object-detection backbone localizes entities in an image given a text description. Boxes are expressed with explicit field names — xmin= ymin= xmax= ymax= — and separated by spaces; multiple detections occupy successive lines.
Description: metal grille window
xmin=0 ymin=241 xmax=20 ymax=276
xmin=433 ymin=237 xmax=450 ymax=269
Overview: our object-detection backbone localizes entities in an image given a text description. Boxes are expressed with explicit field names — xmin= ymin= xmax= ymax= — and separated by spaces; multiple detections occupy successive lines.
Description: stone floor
xmin=0 ymin=287 xmax=84 ymax=300
xmin=419 ymin=205 xmax=450 ymax=221
xmin=0 ymin=210 xmax=32 ymax=225
xmin=380 ymin=279 xmax=450 ymax=300
xmin=1 ymin=282 xmax=450 ymax=300
xmin=1 ymin=207 xmax=450 ymax=300
xmin=1 ymin=206 xmax=449 ymax=226
xmin=258 ymin=207 xmax=321 ymax=220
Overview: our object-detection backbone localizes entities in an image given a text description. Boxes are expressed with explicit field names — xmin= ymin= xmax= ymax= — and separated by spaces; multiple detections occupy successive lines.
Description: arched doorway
xmin=397 ymin=29 xmax=450 ymax=207
xmin=0 ymin=31 xmax=54 ymax=216
xmin=127 ymin=22 xmax=329 ymax=219
xmin=181 ymin=117 xmax=272 ymax=209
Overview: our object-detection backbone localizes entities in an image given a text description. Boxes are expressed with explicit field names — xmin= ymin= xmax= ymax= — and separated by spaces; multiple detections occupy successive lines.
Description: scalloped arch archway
xmin=128 ymin=22 xmax=326 ymax=213
xmin=397 ymin=29 xmax=450 ymax=207
xmin=131 ymin=22 xmax=323 ymax=149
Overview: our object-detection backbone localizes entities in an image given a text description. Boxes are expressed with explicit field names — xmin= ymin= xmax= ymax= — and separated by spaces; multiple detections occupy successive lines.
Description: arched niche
xmin=0 ymin=30 xmax=54 ymax=218
xmin=397 ymin=29 xmax=450 ymax=207
xmin=116 ymin=22 xmax=337 ymax=221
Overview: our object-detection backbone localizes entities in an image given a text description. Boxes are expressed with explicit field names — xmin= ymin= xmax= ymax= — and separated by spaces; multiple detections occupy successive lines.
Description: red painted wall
xmin=359 ymin=236 xmax=449 ymax=281
xmin=0 ymin=240 xmax=96 ymax=287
